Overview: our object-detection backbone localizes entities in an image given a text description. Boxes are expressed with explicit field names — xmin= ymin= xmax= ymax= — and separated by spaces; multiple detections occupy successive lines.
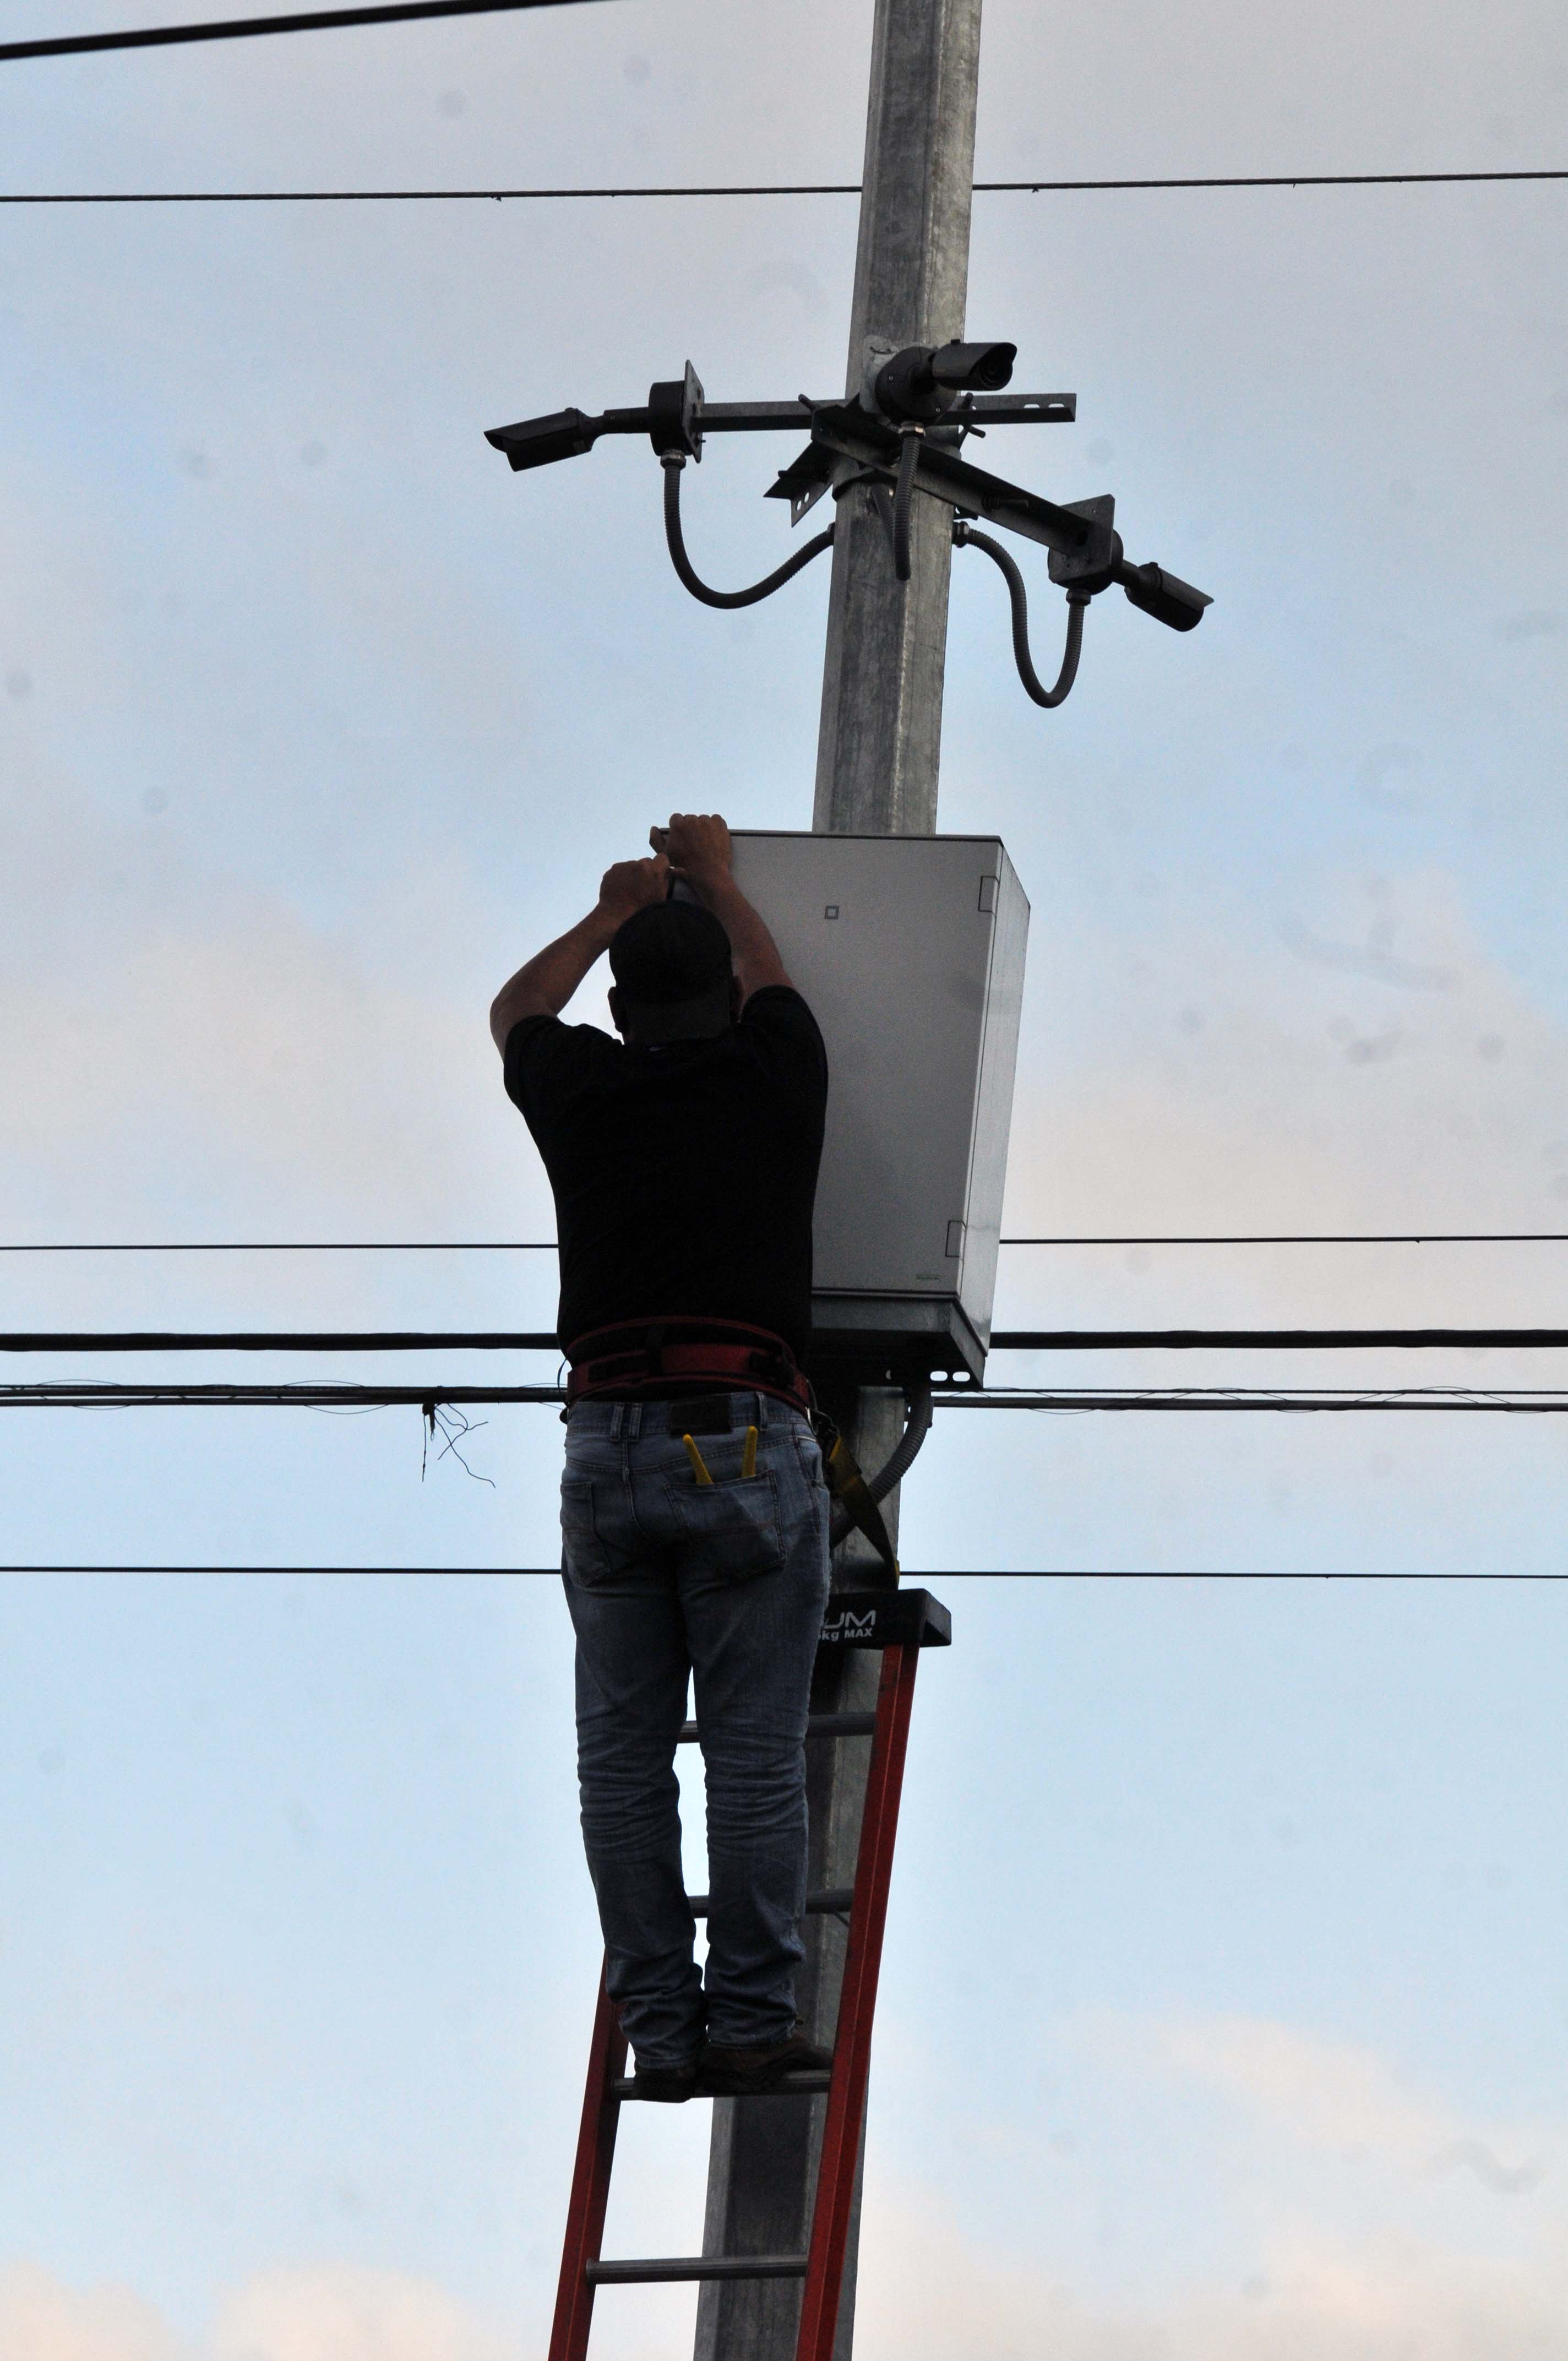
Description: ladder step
xmin=678 ymin=1710 xmax=876 ymax=1745
xmin=608 ymin=2067 xmax=831 ymax=2101
xmin=586 ymin=2254 xmax=808 ymax=2285
xmin=686 ymin=1886 xmax=852 ymax=1919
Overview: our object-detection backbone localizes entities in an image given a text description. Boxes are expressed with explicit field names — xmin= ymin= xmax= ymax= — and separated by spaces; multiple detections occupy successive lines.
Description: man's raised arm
xmin=488 ymin=853 xmax=669 ymax=1054
xmin=651 ymin=813 xmax=791 ymax=1007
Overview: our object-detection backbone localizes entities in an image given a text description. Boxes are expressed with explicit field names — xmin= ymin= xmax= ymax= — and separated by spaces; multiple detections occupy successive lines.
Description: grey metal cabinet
xmin=729 ymin=831 xmax=1030 ymax=1381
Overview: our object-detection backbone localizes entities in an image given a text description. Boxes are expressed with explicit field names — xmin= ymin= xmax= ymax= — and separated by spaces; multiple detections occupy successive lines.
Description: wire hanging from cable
xmin=954 ymin=520 xmax=1088 ymax=707
xmin=661 ymin=453 xmax=835 ymax=610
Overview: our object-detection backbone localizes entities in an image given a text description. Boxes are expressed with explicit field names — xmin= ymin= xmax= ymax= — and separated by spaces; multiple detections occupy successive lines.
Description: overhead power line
xmin=0 ymin=1238 xmax=559 ymax=1252
xmin=990 ymin=1328 xmax=1568 ymax=1352
xmin=0 ymin=1383 xmax=559 ymax=1405
xmin=992 ymin=1331 xmax=1568 ymax=1350
xmin=0 ymin=1329 xmax=559 ymax=1352
xmin=944 ymin=1387 xmax=1568 ymax=1413
xmin=3 ymin=1327 xmax=1567 ymax=1352
xmin=0 ymin=1565 xmax=1554 ymax=1580
xmin=2 ymin=169 xmax=1564 ymax=201
xmin=4 ymin=1232 xmax=1567 ymax=1251
xmin=995 ymin=1232 xmax=1568 ymax=1247
xmin=3 ymin=1558 xmax=1558 ymax=1577
xmin=4 ymin=1383 xmax=1568 ymax=1411
xmin=0 ymin=0 xmax=607 ymax=63
xmin=981 ymin=170 xmax=1568 ymax=194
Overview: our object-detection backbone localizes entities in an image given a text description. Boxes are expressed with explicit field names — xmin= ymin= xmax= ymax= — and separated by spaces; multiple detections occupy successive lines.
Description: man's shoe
xmin=699 ymin=2024 xmax=834 ymax=2097
xmin=631 ymin=2057 xmax=699 ymax=2103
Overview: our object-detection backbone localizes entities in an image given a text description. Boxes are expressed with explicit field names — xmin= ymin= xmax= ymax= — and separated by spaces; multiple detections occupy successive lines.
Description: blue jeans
xmin=560 ymin=1390 xmax=831 ymax=2068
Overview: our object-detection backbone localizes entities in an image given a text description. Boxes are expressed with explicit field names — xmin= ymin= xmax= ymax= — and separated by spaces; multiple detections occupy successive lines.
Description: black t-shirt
xmin=504 ymin=986 xmax=828 ymax=1361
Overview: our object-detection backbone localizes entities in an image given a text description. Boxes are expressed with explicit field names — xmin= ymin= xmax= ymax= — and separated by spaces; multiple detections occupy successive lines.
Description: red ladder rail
xmin=793 ymin=1636 xmax=921 ymax=2360
xmin=547 ymin=1963 xmax=627 ymax=2361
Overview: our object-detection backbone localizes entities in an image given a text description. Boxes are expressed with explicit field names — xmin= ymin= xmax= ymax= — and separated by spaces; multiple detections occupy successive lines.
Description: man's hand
xmin=597 ymin=853 xmax=669 ymax=928
xmin=650 ymin=809 xmax=793 ymax=1007
xmin=650 ymin=813 xmax=732 ymax=893
xmin=489 ymin=848 xmax=669 ymax=1053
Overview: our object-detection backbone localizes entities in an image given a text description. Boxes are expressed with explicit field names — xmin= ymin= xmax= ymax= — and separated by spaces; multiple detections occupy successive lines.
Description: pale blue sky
xmin=2 ymin=3 xmax=1567 ymax=2356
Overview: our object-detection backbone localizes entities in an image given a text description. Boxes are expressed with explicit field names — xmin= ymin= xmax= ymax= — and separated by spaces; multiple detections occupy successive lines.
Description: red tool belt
xmin=564 ymin=1316 xmax=810 ymax=1411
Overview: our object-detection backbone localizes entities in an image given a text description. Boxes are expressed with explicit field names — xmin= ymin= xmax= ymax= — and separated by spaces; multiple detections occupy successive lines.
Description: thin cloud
xmin=0 ymin=2263 xmax=178 ymax=2361
xmin=1063 ymin=2005 xmax=1554 ymax=2191
xmin=211 ymin=2264 xmax=510 ymax=2361
xmin=855 ymin=2189 xmax=1568 ymax=2361
xmin=0 ymin=2264 xmax=511 ymax=2361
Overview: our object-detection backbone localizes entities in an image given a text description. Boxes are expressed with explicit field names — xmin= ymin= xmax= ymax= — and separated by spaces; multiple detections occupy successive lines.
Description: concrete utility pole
xmin=694 ymin=4 xmax=983 ymax=2353
xmin=813 ymin=0 xmax=982 ymax=841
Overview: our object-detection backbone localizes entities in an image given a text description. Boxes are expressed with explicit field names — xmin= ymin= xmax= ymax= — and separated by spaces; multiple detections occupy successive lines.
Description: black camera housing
xmin=484 ymin=407 xmax=601 ymax=472
xmin=873 ymin=339 xmax=1017 ymax=423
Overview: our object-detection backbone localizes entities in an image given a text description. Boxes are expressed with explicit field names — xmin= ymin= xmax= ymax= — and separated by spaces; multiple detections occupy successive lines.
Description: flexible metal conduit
xmin=891 ymin=428 xmax=922 ymax=580
xmin=827 ymin=1380 xmax=934 ymax=1549
xmin=955 ymin=520 xmax=1088 ymax=706
xmin=661 ymin=451 xmax=835 ymax=608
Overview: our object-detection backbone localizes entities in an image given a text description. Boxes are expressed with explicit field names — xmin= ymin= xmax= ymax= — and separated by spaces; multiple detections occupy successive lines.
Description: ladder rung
xmin=678 ymin=1710 xmax=876 ymax=1744
xmin=608 ymin=2067 xmax=831 ymax=2101
xmin=686 ymin=1886 xmax=852 ymax=1918
xmin=586 ymin=2254 xmax=808 ymax=2284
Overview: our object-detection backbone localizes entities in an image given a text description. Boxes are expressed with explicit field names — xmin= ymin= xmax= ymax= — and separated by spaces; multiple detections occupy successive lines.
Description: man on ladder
xmin=491 ymin=811 xmax=835 ymax=2102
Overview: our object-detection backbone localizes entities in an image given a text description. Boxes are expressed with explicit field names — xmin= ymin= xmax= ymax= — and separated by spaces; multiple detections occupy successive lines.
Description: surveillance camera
xmin=484 ymin=407 xmax=602 ymax=472
xmin=1118 ymin=559 xmax=1213 ymax=632
xmin=928 ymin=340 xmax=1016 ymax=394
xmin=873 ymin=339 xmax=1017 ymax=422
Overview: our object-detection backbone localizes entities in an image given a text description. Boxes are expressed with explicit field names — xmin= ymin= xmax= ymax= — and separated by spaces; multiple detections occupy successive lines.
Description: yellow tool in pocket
xmin=682 ymin=1427 xmax=761 ymax=1484
xmin=681 ymin=1434 xmax=714 ymax=1486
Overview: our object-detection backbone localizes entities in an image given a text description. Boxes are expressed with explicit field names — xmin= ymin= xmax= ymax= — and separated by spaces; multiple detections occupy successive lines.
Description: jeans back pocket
xmin=662 ymin=1467 xmax=786 ymax=1579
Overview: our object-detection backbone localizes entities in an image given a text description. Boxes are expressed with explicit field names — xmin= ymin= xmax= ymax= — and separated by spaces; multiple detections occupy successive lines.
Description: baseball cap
xmin=609 ymin=900 xmax=733 ymax=1005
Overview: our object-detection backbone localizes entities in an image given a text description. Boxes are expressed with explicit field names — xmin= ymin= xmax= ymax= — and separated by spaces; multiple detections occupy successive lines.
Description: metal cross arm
xmin=482 ymin=356 xmax=1076 ymax=476
xmin=483 ymin=342 xmax=1211 ymax=706
xmin=483 ymin=393 xmax=823 ymax=474
xmin=786 ymin=403 xmax=1210 ymax=625
xmin=774 ymin=399 xmax=1097 ymax=553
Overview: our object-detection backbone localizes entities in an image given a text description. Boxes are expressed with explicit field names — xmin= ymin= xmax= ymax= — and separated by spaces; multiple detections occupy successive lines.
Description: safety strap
xmin=821 ymin=1429 xmax=900 ymax=1582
